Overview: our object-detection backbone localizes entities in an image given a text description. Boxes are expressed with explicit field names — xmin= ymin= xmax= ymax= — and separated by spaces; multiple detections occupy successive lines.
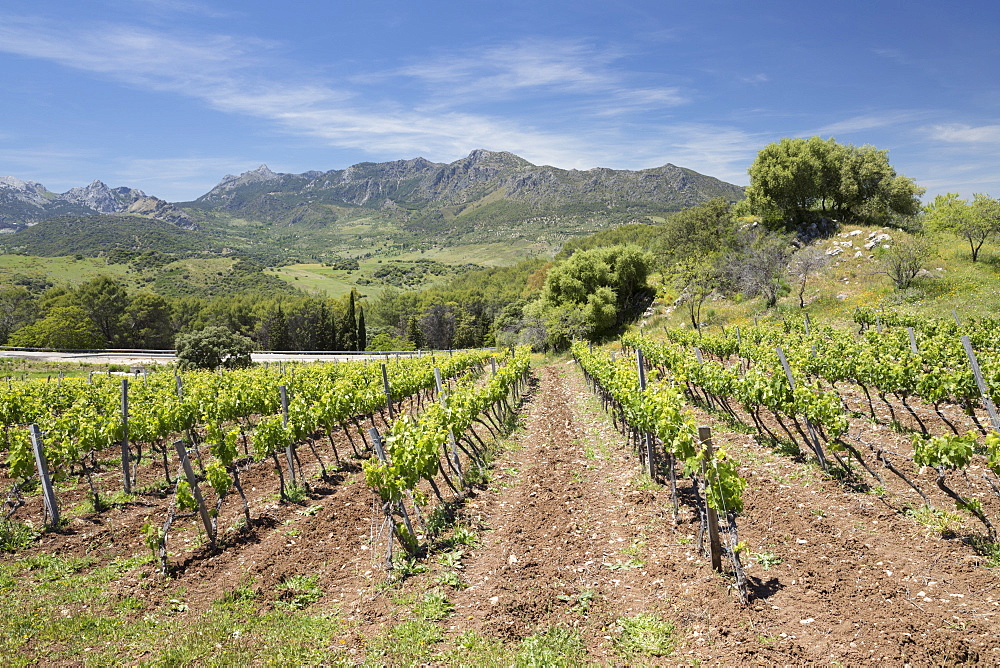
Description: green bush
xmin=174 ymin=326 xmax=254 ymax=370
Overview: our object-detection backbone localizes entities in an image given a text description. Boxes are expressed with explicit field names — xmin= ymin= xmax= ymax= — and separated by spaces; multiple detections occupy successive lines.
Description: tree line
xmin=0 ymin=277 xmax=368 ymax=351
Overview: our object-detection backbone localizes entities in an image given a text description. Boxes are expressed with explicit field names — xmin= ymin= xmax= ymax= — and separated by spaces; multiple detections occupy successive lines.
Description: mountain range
xmin=0 ymin=150 xmax=744 ymax=258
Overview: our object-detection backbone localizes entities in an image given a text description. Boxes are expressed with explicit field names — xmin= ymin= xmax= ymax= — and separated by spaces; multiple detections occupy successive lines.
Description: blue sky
xmin=1 ymin=0 xmax=998 ymax=202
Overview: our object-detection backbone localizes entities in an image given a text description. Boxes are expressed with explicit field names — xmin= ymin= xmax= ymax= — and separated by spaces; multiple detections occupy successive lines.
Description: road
xmin=0 ymin=349 xmax=427 ymax=366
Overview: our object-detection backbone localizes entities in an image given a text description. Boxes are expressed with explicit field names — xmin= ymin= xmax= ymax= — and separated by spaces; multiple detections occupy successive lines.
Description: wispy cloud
xmin=813 ymin=111 xmax=930 ymax=136
xmin=387 ymin=38 xmax=689 ymax=114
xmin=927 ymin=123 xmax=1000 ymax=144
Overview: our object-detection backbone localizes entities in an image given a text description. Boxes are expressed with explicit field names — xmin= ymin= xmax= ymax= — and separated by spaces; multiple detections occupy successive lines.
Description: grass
xmin=412 ymin=589 xmax=454 ymax=621
xmin=0 ymin=548 xmax=354 ymax=665
xmin=906 ymin=505 xmax=965 ymax=537
xmin=0 ymin=520 xmax=37 ymax=551
xmin=518 ymin=626 xmax=588 ymax=666
xmin=615 ymin=613 xmax=677 ymax=658
xmin=274 ymin=573 xmax=324 ymax=610
xmin=366 ymin=619 xmax=444 ymax=666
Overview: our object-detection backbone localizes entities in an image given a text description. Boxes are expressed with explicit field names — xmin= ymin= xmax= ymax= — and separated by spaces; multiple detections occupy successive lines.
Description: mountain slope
xmin=187 ymin=150 xmax=744 ymax=230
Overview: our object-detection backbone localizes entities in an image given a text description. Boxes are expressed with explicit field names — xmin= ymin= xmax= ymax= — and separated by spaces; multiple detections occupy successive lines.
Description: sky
xmin=0 ymin=0 xmax=998 ymax=202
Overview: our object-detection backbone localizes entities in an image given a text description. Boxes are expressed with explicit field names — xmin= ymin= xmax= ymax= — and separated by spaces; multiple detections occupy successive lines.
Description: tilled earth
xmin=4 ymin=360 xmax=1000 ymax=665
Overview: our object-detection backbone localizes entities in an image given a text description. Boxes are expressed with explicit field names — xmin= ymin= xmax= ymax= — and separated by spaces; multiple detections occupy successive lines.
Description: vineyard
xmin=2 ymin=313 xmax=1000 ymax=664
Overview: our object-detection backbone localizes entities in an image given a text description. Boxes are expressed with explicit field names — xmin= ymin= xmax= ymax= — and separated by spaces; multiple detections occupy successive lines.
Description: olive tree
xmin=745 ymin=137 xmax=923 ymax=228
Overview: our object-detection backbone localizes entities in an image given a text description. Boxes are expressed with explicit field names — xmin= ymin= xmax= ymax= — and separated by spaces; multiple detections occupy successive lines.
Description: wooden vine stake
xmin=776 ymin=346 xmax=828 ymax=470
xmin=369 ymin=427 xmax=416 ymax=570
xmin=698 ymin=426 xmax=722 ymax=572
xmin=173 ymin=440 xmax=215 ymax=548
xmin=121 ymin=378 xmax=131 ymax=494
xmin=635 ymin=348 xmax=655 ymax=479
xmin=29 ymin=425 xmax=59 ymax=529
xmin=961 ymin=336 xmax=1000 ymax=431
xmin=434 ymin=368 xmax=464 ymax=486
xmin=907 ymin=327 xmax=919 ymax=354
xmin=279 ymin=385 xmax=297 ymax=486
xmin=381 ymin=363 xmax=395 ymax=420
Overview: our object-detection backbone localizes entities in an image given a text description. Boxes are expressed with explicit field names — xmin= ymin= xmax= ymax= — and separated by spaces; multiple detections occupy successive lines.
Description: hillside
xmin=183 ymin=150 xmax=744 ymax=252
xmin=0 ymin=214 xmax=206 ymax=257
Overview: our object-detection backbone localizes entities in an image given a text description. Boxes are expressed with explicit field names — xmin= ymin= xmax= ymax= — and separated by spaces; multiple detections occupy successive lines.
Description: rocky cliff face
xmin=125 ymin=196 xmax=198 ymax=230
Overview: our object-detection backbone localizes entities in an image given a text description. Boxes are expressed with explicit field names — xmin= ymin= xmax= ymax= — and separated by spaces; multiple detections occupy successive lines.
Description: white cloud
xmin=927 ymin=123 xmax=1000 ymax=144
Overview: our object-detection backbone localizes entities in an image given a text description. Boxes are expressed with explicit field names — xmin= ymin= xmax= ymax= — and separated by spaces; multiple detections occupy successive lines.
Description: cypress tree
xmin=342 ymin=291 xmax=357 ymax=351
xmin=357 ymin=306 xmax=367 ymax=351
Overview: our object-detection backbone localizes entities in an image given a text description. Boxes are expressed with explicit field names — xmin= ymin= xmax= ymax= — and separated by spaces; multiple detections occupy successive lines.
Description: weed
xmin=215 ymin=581 xmax=258 ymax=606
xmin=295 ymin=504 xmax=323 ymax=516
xmin=751 ymin=551 xmax=783 ymax=570
xmin=106 ymin=490 xmax=138 ymax=506
xmin=167 ymin=597 xmax=189 ymax=614
xmin=435 ymin=570 xmax=466 ymax=589
xmin=634 ymin=473 xmax=663 ymax=491
xmin=412 ymin=589 xmax=454 ymax=621
xmin=0 ymin=520 xmax=37 ymax=552
xmin=556 ymin=590 xmax=600 ymax=614
xmin=603 ymin=558 xmax=645 ymax=570
xmin=906 ymin=505 xmax=964 ymax=537
xmin=275 ymin=573 xmax=323 ymax=610
xmin=438 ymin=549 xmax=464 ymax=569
xmin=967 ymin=537 xmax=1000 ymax=567
xmin=615 ymin=613 xmax=677 ymax=658
xmin=284 ymin=483 xmax=310 ymax=504
xmin=622 ymin=537 xmax=647 ymax=557
xmin=517 ymin=626 xmax=586 ymax=667
xmin=450 ymin=526 xmax=478 ymax=547
xmin=391 ymin=557 xmax=427 ymax=580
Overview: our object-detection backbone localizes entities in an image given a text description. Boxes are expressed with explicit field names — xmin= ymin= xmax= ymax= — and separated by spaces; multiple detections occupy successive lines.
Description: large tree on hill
xmin=745 ymin=137 xmax=923 ymax=228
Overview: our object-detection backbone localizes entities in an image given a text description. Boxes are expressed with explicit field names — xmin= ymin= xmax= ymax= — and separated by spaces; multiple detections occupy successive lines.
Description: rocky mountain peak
xmin=215 ymin=164 xmax=282 ymax=190
xmin=62 ymin=180 xmax=145 ymax=214
xmin=0 ymin=176 xmax=52 ymax=207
